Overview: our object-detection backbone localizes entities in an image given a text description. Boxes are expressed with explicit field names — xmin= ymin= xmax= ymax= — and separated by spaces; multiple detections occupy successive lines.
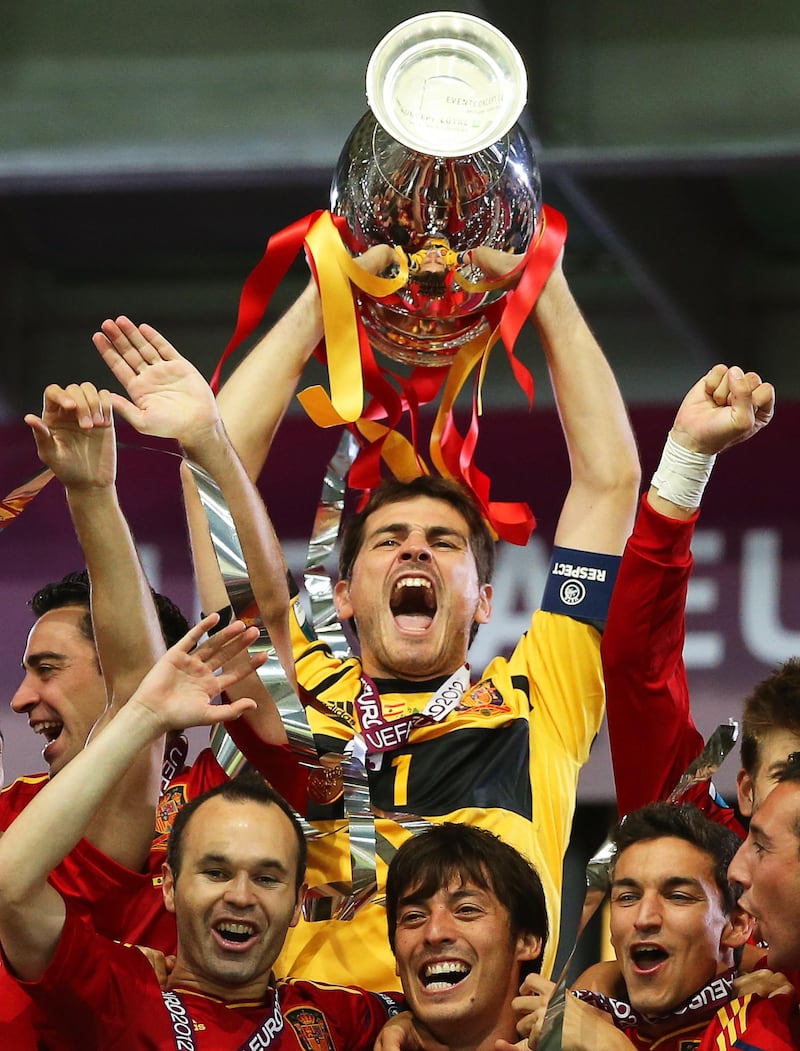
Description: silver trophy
xmin=331 ymin=11 xmax=542 ymax=366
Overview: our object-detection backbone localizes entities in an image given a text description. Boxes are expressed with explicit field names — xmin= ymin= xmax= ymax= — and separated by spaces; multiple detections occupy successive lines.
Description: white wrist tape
xmin=651 ymin=434 xmax=716 ymax=510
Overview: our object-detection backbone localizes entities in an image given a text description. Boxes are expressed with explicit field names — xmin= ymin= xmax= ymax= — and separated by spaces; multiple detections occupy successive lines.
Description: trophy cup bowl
xmin=330 ymin=11 xmax=542 ymax=366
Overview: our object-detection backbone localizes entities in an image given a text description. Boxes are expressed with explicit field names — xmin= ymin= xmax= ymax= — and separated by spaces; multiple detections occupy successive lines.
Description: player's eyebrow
xmin=23 ymin=650 xmax=67 ymax=669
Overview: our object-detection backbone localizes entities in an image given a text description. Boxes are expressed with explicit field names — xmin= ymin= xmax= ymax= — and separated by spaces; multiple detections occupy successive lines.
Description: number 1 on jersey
xmin=391 ymin=753 xmax=411 ymax=806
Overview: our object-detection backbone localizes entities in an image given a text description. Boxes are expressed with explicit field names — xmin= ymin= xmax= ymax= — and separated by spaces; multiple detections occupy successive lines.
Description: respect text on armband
xmin=551 ymin=562 xmax=607 ymax=582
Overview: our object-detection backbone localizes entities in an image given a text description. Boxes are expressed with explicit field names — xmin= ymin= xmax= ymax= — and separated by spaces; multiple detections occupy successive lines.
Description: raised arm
xmin=215 ymin=278 xmax=323 ymax=480
xmin=0 ymin=617 xmax=259 ymax=982
xmin=23 ymin=383 xmax=166 ymax=869
xmin=93 ymin=317 xmax=294 ymax=742
xmin=532 ymin=258 xmax=640 ymax=555
xmin=604 ymin=364 xmax=775 ymax=815
xmin=177 ymin=453 xmax=290 ymax=747
xmin=214 ymin=244 xmax=398 ymax=480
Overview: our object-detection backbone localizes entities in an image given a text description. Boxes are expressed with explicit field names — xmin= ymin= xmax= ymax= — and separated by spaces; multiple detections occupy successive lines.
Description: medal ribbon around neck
xmin=573 ymin=969 xmax=737 ymax=1032
xmin=354 ymin=664 xmax=470 ymax=760
xmin=161 ymin=987 xmax=285 ymax=1051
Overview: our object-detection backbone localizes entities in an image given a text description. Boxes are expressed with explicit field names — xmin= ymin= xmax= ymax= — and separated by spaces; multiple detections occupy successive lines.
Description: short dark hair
xmin=385 ymin=823 xmax=547 ymax=977
xmin=166 ymin=773 xmax=307 ymax=890
xmin=410 ymin=270 xmax=448 ymax=298
xmin=611 ymin=802 xmax=743 ymax=916
xmin=740 ymin=659 xmax=800 ymax=776
xmin=30 ymin=571 xmax=95 ymax=644
xmin=30 ymin=570 xmax=189 ymax=649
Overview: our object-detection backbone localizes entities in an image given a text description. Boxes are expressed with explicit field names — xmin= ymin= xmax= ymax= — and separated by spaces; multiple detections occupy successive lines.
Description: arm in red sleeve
xmin=224 ymin=716 xmax=309 ymax=814
xmin=603 ymin=494 xmax=705 ymax=816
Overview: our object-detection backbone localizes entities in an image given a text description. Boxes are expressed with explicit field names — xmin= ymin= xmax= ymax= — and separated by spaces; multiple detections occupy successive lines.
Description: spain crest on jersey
xmin=457 ymin=679 xmax=511 ymax=716
xmin=152 ymin=783 xmax=189 ymax=849
xmin=285 ymin=1007 xmax=336 ymax=1051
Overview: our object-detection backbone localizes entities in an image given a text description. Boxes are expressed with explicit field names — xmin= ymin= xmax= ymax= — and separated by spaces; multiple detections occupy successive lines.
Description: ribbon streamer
xmin=188 ymin=459 xmax=319 ymax=770
xmin=211 ymin=206 xmax=568 ymax=546
xmin=302 ymin=430 xmax=360 ymax=659
xmin=0 ymin=466 xmax=54 ymax=533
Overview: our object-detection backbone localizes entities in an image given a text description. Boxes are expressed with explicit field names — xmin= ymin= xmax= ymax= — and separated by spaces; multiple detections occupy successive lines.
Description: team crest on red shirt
xmin=152 ymin=783 xmax=189 ymax=848
xmin=285 ymin=1007 xmax=336 ymax=1051
xmin=456 ymin=679 xmax=511 ymax=716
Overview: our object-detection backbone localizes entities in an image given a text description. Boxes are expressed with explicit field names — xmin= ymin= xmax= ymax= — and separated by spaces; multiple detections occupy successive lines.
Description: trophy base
xmin=359 ymin=297 xmax=489 ymax=367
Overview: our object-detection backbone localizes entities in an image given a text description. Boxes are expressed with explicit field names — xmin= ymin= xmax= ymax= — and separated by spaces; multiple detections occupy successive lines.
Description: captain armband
xmin=540 ymin=547 xmax=621 ymax=626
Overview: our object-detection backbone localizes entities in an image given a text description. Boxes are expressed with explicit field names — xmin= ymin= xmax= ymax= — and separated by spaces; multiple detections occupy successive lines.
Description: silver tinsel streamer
xmin=189 ymin=433 xmax=429 ymax=920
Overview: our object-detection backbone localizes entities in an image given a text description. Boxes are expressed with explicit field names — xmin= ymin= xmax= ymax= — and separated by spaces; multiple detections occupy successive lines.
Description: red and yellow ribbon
xmin=211 ymin=206 xmax=568 ymax=545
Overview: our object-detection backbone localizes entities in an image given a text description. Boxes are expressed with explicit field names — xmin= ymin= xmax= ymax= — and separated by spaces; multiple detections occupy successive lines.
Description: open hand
xmin=93 ymin=316 xmax=220 ymax=448
xmin=127 ymin=615 xmax=264 ymax=734
xmin=733 ymin=967 xmax=797 ymax=1001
